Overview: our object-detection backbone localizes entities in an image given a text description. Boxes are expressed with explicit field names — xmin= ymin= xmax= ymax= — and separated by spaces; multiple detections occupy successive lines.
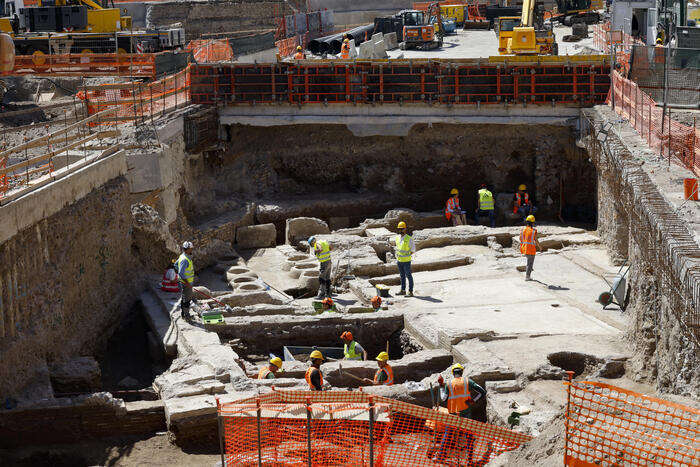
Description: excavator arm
xmin=520 ymin=0 xmax=535 ymax=27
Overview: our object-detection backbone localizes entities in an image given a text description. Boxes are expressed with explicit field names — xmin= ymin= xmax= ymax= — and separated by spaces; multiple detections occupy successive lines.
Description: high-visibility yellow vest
xmin=344 ymin=341 xmax=361 ymax=360
xmin=478 ymin=188 xmax=494 ymax=210
xmin=177 ymin=253 xmax=194 ymax=284
xmin=315 ymin=240 xmax=331 ymax=263
xmin=395 ymin=235 xmax=412 ymax=262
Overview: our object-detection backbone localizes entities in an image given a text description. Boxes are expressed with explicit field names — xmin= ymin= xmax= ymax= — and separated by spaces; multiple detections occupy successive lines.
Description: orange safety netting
xmin=217 ymin=389 xmax=532 ymax=466
xmin=80 ymin=67 xmax=190 ymax=123
xmin=609 ymin=70 xmax=700 ymax=175
xmin=564 ymin=380 xmax=700 ymax=466
xmin=186 ymin=39 xmax=234 ymax=63
xmin=276 ymin=33 xmax=310 ymax=57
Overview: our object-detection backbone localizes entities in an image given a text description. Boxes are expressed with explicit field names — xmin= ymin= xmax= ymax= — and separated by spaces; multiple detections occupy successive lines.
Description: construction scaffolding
xmin=217 ymin=389 xmax=532 ymax=466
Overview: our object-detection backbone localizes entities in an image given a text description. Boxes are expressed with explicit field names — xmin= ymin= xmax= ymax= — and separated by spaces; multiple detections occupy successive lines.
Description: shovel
xmin=190 ymin=284 xmax=234 ymax=313
xmin=339 ymin=362 xmax=369 ymax=384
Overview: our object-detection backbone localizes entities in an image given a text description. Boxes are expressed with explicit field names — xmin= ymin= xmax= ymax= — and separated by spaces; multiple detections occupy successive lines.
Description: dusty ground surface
xmin=1 ymin=433 xmax=220 ymax=466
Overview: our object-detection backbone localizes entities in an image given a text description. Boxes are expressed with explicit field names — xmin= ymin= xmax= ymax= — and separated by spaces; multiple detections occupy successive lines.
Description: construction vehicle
xmin=440 ymin=4 xmax=466 ymax=26
xmin=497 ymin=0 xmax=557 ymax=55
xmin=0 ymin=0 xmax=184 ymax=57
xmin=401 ymin=2 xmax=444 ymax=49
xmin=551 ymin=0 xmax=603 ymax=25
xmin=374 ymin=9 xmax=424 ymax=42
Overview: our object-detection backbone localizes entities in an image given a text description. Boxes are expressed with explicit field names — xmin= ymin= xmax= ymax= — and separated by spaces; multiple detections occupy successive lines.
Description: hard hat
xmin=397 ymin=221 xmax=407 ymax=229
xmin=171 ymin=258 xmax=177 ymax=263
xmin=340 ymin=331 xmax=353 ymax=341
xmin=656 ymin=38 xmax=663 ymax=44
xmin=450 ymin=188 xmax=459 ymax=195
xmin=310 ymin=350 xmax=324 ymax=360
xmin=376 ymin=351 xmax=389 ymax=362
xmin=371 ymin=295 xmax=382 ymax=309
xmin=451 ymin=363 xmax=464 ymax=374
xmin=308 ymin=236 xmax=316 ymax=246
xmin=526 ymin=215 xmax=535 ymax=223
xmin=344 ymin=38 xmax=349 ymax=42
xmin=182 ymin=241 xmax=193 ymax=249
xmin=270 ymin=357 xmax=283 ymax=368
xmin=518 ymin=184 xmax=527 ymax=191
xmin=297 ymin=45 xmax=302 ymax=51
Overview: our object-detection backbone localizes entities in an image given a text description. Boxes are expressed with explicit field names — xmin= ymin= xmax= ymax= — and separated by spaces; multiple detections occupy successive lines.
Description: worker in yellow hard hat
xmin=393 ymin=221 xmax=415 ymax=297
xmin=258 ymin=357 xmax=283 ymax=379
xmin=305 ymin=350 xmax=325 ymax=391
xmin=433 ymin=363 xmax=488 ymax=463
xmin=445 ymin=188 xmax=466 ymax=226
xmin=513 ymin=184 xmax=536 ymax=221
xmin=340 ymin=37 xmax=350 ymax=59
xmin=363 ymin=351 xmax=394 ymax=386
xmin=520 ymin=215 xmax=541 ymax=281
xmin=294 ymin=45 xmax=304 ymax=60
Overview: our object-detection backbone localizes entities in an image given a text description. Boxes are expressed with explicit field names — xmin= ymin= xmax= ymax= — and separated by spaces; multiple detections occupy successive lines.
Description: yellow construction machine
xmin=0 ymin=0 xmax=184 ymax=56
xmin=497 ymin=0 xmax=557 ymax=55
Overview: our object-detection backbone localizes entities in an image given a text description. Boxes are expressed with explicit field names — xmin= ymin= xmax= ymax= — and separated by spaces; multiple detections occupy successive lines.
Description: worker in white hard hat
xmin=445 ymin=188 xmax=466 ymax=226
xmin=393 ymin=221 xmax=415 ymax=297
xmin=308 ymin=236 xmax=332 ymax=299
xmin=513 ymin=184 xmax=536 ymax=221
xmin=520 ymin=215 xmax=541 ymax=281
xmin=258 ymin=357 xmax=283 ymax=379
xmin=362 ymin=352 xmax=394 ymax=386
xmin=177 ymin=241 xmax=195 ymax=322
xmin=432 ymin=363 xmax=488 ymax=464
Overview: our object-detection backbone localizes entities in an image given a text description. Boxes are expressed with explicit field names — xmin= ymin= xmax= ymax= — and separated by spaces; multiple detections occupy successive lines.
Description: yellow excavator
xmin=497 ymin=0 xmax=557 ymax=55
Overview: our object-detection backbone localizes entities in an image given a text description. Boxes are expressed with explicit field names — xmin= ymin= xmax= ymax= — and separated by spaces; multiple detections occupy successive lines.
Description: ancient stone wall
xmin=146 ymin=1 xmax=293 ymax=40
xmin=0 ymin=177 xmax=143 ymax=399
xmin=585 ymin=107 xmax=699 ymax=397
xmin=188 ymin=123 xmax=596 ymax=228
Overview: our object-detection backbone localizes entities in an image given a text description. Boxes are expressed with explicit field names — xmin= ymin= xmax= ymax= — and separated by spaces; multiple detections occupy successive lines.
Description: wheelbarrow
xmin=598 ymin=260 xmax=630 ymax=310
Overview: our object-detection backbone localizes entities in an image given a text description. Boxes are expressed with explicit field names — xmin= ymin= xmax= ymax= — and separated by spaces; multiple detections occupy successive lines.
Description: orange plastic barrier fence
xmin=81 ymin=67 xmax=190 ymax=122
xmin=592 ymin=22 xmax=644 ymax=75
xmin=276 ymin=33 xmax=310 ymax=57
xmin=186 ymin=39 xmax=234 ymax=63
xmin=217 ymin=389 xmax=532 ymax=466
xmin=564 ymin=379 xmax=700 ymax=466
xmin=610 ymin=70 xmax=699 ymax=175
xmin=4 ymin=53 xmax=156 ymax=78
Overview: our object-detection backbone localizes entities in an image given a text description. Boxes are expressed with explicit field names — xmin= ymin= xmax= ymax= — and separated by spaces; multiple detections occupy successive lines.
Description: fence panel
xmin=218 ymin=390 xmax=532 ymax=467
xmin=564 ymin=380 xmax=700 ymax=466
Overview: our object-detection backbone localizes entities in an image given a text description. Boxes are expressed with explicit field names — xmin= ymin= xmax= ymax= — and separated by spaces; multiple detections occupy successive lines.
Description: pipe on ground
xmin=307 ymin=23 xmax=375 ymax=55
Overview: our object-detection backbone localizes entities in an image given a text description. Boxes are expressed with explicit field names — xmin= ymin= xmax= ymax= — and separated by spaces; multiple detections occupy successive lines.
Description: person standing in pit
xmin=293 ymin=45 xmax=305 ymax=59
xmin=258 ymin=357 xmax=283 ymax=379
xmin=394 ymin=221 xmax=415 ymax=297
xmin=475 ymin=183 xmax=496 ymax=227
xmin=177 ymin=241 xmax=195 ymax=321
xmin=520 ymin=215 xmax=541 ymax=281
xmin=363 ymin=352 xmax=394 ymax=386
xmin=308 ymin=236 xmax=332 ymax=299
xmin=341 ymin=331 xmax=367 ymax=361
xmin=305 ymin=350 xmax=325 ymax=391
xmin=513 ymin=184 xmax=536 ymax=221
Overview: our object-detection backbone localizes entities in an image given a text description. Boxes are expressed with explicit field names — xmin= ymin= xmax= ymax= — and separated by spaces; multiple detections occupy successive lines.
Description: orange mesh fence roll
xmin=186 ymin=40 xmax=234 ymax=63
xmin=218 ymin=390 xmax=532 ymax=466
xmin=81 ymin=67 xmax=190 ymax=123
xmin=564 ymin=380 xmax=700 ymax=466
xmin=610 ymin=70 xmax=700 ymax=176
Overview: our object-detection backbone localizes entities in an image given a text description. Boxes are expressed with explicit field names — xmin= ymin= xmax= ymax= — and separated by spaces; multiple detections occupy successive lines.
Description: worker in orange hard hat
xmin=340 ymin=37 xmax=350 ymax=59
xmin=322 ymin=297 xmax=334 ymax=310
xmin=293 ymin=45 xmax=304 ymax=60
xmin=445 ymin=188 xmax=466 ymax=226
xmin=371 ymin=295 xmax=382 ymax=309
xmin=520 ymin=215 xmax=541 ymax=281
xmin=513 ymin=184 xmax=536 ymax=221
xmin=341 ymin=331 xmax=367 ymax=361
xmin=363 ymin=352 xmax=394 ymax=386
xmin=393 ymin=221 xmax=415 ymax=297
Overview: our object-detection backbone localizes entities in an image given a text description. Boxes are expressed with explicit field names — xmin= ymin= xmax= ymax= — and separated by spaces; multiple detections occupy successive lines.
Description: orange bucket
xmin=683 ymin=178 xmax=698 ymax=201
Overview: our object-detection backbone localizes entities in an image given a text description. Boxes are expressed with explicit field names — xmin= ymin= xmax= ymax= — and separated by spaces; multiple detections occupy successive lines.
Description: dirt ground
xmin=1 ymin=434 xmax=221 ymax=467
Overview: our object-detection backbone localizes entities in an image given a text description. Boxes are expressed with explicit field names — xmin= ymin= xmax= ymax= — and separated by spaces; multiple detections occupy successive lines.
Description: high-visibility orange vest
xmin=447 ymin=377 xmax=471 ymax=414
xmin=258 ymin=367 xmax=273 ymax=379
xmin=514 ymin=192 xmax=530 ymax=213
xmin=445 ymin=197 xmax=460 ymax=220
xmin=305 ymin=367 xmax=323 ymax=390
xmin=374 ymin=364 xmax=394 ymax=385
xmin=341 ymin=43 xmax=350 ymax=59
xmin=294 ymin=52 xmax=304 ymax=59
xmin=520 ymin=226 xmax=537 ymax=255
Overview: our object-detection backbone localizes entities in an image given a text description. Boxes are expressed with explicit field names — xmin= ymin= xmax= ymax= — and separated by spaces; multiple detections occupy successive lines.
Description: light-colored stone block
xmin=236 ymin=223 xmax=276 ymax=248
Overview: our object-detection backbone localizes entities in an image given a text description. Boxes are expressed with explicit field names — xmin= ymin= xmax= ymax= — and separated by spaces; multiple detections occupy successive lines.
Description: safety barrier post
xmin=563 ymin=370 xmax=574 ymax=464
xmin=216 ymin=398 xmax=225 ymax=467
xmin=256 ymin=397 xmax=262 ymax=467
xmin=305 ymin=397 xmax=312 ymax=467
xmin=368 ymin=396 xmax=375 ymax=467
